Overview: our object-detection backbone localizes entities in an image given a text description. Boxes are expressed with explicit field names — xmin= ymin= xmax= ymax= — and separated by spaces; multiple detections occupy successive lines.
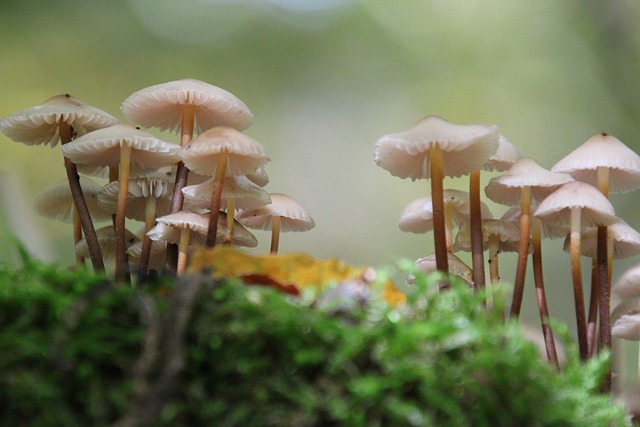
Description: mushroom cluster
xmin=374 ymin=118 xmax=640 ymax=383
xmin=0 ymin=79 xmax=315 ymax=281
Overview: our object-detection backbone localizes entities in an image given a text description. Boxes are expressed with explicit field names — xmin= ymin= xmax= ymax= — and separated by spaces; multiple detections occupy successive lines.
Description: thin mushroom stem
xmin=137 ymin=196 xmax=158 ymax=280
xmin=270 ymin=215 xmax=281 ymax=254
xmin=176 ymin=227 xmax=192 ymax=276
xmin=444 ymin=202 xmax=454 ymax=252
xmin=569 ymin=207 xmax=588 ymax=360
xmin=72 ymin=206 xmax=84 ymax=267
xmin=205 ymin=151 xmax=229 ymax=247
xmin=109 ymin=165 xmax=119 ymax=230
xmin=510 ymin=186 xmax=531 ymax=319
xmin=469 ymin=170 xmax=486 ymax=292
xmin=531 ymin=217 xmax=560 ymax=369
xmin=167 ymin=104 xmax=196 ymax=272
xmin=597 ymin=225 xmax=611 ymax=390
xmin=59 ymin=122 xmax=104 ymax=272
xmin=586 ymin=259 xmax=598 ymax=358
xmin=429 ymin=144 xmax=449 ymax=273
xmin=487 ymin=233 xmax=504 ymax=321
xmin=115 ymin=144 xmax=133 ymax=284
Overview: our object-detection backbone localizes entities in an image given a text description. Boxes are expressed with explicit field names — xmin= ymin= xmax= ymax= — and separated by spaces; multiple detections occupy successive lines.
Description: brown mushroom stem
xmin=205 ymin=151 xmax=229 ymax=247
xmin=597 ymin=225 xmax=611 ymax=390
xmin=138 ymin=196 xmax=158 ymax=279
xmin=59 ymin=122 xmax=104 ymax=272
xmin=469 ymin=170 xmax=486 ymax=292
xmin=72 ymin=207 xmax=84 ymax=267
xmin=430 ymin=144 xmax=449 ymax=273
xmin=510 ymin=186 xmax=531 ymax=319
xmin=115 ymin=144 xmax=132 ymax=284
xmin=569 ymin=207 xmax=588 ymax=360
xmin=531 ymin=218 xmax=560 ymax=369
xmin=445 ymin=202 xmax=454 ymax=252
xmin=586 ymin=259 xmax=598 ymax=358
xmin=225 ymin=198 xmax=236 ymax=245
xmin=176 ymin=228 xmax=192 ymax=276
xmin=109 ymin=165 xmax=119 ymax=230
xmin=270 ymin=215 xmax=282 ymax=254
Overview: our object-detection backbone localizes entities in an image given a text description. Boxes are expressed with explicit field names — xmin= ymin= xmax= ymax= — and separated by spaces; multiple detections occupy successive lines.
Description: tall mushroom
xmin=62 ymin=124 xmax=180 ymax=283
xmin=179 ymin=126 xmax=269 ymax=247
xmin=534 ymin=181 xmax=617 ymax=360
xmin=0 ymin=93 xmax=119 ymax=271
xmin=374 ymin=115 xmax=498 ymax=273
xmin=236 ymin=193 xmax=315 ymax=254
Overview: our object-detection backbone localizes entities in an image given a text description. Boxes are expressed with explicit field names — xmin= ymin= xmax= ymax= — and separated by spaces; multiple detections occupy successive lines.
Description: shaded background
xmin=2 ymin=0 xmax=640 ymax=390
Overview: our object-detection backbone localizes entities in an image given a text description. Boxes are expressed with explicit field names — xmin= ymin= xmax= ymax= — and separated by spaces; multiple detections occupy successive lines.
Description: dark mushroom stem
xmin=569 ymin=208 xmax=588 ymax=360
xmin=167 ymin=104 xmax=196 ymax=271
xmin=510 ymin=187 xmax=531 ymax=318
xmin=137 ymin=195 xmax=158 ymax=281
xmin=531 ymin=218 xmax=560 ymax=369
xmin=430 ymin=144 xmax=449 ymax=273
xmin=469 ymin=170 xmax=486 ymax=292
xmin=596 ymin=165 xmax=611 ymax=390
xmin=59 ymin=122 xmax=104 ymax=273
xmin=205 ymin=151 xmax=229 ymax=247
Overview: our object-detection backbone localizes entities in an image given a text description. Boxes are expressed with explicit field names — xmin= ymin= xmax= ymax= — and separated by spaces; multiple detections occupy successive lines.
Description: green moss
xmin=0 ymin=250 xmax=631 ymax=426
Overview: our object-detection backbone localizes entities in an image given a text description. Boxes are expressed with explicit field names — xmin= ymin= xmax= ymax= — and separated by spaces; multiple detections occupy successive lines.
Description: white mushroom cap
xmin=562 ymin=218 xmax=640 ymax=260
xmin=121 ymin=78 xmax=254 ymax=134
xmin=373 ymin=115 xmax=499 ymax=181
xmin=181 ymin=175 xmax=271 ymax=211
xmin=180 ymin=126 xmax=269 ymax=177
xmin=236 ymin=193 xmax=315 ymax=232
xmin=398 ymin=189 xmax=493 ymax=233
xmin=533 ymin=181 xmax=617 ymax=228
xmin=613 ymin=263 xmax=640 ymax=299
xmin=453 ymin=218 xmax=520 ymax=252
xmin=485 ymin=157 xmax=574 ymax=206
xmin=611 ymin=298 xmax=640 ymax=341
xmin=97 ymin=178 xmax=174 ymax=221
xmin=408 ymin=252 xmax=473 ymax=286
xmin=32 ymin=177 xmax=111 ymax=223
xmin=246 ymin=167 xmax=270 ymax=187
xmin=0 ymin=93 xmax=119 ymax=146
xmin=61 ymin=124 xmax=180 ymax=169
xmin=483 ymin=134 xmax=522 ymax=172
xmin=75 ymin=225 xmax=139 ymax=262
xmin=551 ymin=132 xmax=640 ymax=193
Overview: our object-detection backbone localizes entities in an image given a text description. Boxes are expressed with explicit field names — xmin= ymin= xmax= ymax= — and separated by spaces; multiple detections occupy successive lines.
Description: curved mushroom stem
xmin=167 ymin=104 xmax=196 ymax=271
xmin=115 ymin=144 xmax=132 ymax=284
xmin=430 ymin=144 xmax=449 ymax=273
xmin=225 ymin=198 xmax=236 ymax=245
xmin=137 ymin=196 xmax=158 ymax=281
xmin=469 ymin=170 xmax=486 ymax=293
xmin=531 ymin=217 xmax=559 ymax=369
xmin=569 ymin=207 xmax=588 ymax=360
xmin=270 ymin=215 xmax=282 ymax=254
xmin=176 ymin=227 xmax=192 ymax=276
xmin=59 ymin=122 xmax=104 ymax=273
xmin=597 ymin=225 xmax=611 ymax=390
xmin=205 ymin=151 xmax=229 ymax=247
xmin=510 ymin=186 xmax=531 ymax=319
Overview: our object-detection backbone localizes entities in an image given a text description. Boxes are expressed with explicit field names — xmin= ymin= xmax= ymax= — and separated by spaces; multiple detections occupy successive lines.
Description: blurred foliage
xmin=0 ymin=246 xmax=631 ymax=426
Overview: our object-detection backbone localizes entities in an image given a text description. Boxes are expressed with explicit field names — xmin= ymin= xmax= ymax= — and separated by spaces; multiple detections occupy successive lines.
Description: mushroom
xmin=374 ymin=115 xmax=498 ymax=273
xmin=179 ymin=126 xmax=270 ymax=247
xmin=32 ymin=177 xmax=111 ymax=266
xmin=611 ymin=297 xmax=640 ymax=385
xmin=62 ymin=124 xmax=181 ymax=283
xmin=614 ymin=262 xmax=640 ymax=300
xmin=0 ymin=93 xmax=119 ymax=271
xmin=76 ymin=225 xmax=140 ymax=267
xmin=236 ymin=193 xmax=315 ymax=254
xmin=534 ymin=181 xmax=617 ymax=360
xmin=408 ymin=252 xmax=473 ymax=288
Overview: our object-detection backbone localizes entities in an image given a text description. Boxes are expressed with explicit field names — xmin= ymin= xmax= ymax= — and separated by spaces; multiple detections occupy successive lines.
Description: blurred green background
xmin=2 ymin=0 xmax=640 ymax=390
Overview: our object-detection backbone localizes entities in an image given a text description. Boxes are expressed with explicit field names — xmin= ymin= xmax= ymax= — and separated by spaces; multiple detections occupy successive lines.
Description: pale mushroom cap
xmin=533 ymin=181 xmax=617 ymax=228
xmin=614 ymin=263 xmax=640 ymax=299
xmin=246 ymin=167 xmax=270 ymax=187
xmin=611 ymin=298 xmax=640 ymax=341
xmin=453 ymin=218 xmax=520 ymax=252
xmin=0 ymin=93 xmax=119 ymax=147
xmin=97 ymin=178 xmax=174 ymax=221
xmin=563 ymin=219 xmax=640 ymax=260
xmin=61 ymin=124 xmax=181 ymax=169
xmin=373 ymin=115 xmax=499 ymax=180
xmin=409 ymin=252 xmax=473 ymax=285
xmin=485 ymin=157 xmax=574 ymax=205
xmin=551 ymin=132 xmax=640 ymax=193
xmin=76 ymin=225 xmax=139 ymax=261
xmin=32 ymin=177 xmax=111 ymax=223
xmin=121 ymin=78 xmax=254 ymax=134
xmin=483 ymin=134 xmax=522 ymax=172
xmin=398 ymin=189 xmax=493 ymax=233
xmin=236 ymin=193 xmax=315 ymax=232
xmin=180 ymin=126 xmax=269 ymax=177
xmin=181 ymin=175 xmax=271 ymax=211
xmin=127 ymin=240 xmax=167 ymax=271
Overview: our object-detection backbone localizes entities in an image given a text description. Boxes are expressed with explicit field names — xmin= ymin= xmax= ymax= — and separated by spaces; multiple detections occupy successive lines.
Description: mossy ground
xmin=0 ymin=246 xmax=632 ymax=426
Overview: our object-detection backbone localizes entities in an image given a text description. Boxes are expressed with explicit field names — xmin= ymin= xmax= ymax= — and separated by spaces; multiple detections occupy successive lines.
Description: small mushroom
xmin=236 ymin=193 xmax=315 ymax=254
xmin=614 ymin=262 xmax=640 ymax=300
xmin=408 ymin=252 xmax=473 ymax=288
